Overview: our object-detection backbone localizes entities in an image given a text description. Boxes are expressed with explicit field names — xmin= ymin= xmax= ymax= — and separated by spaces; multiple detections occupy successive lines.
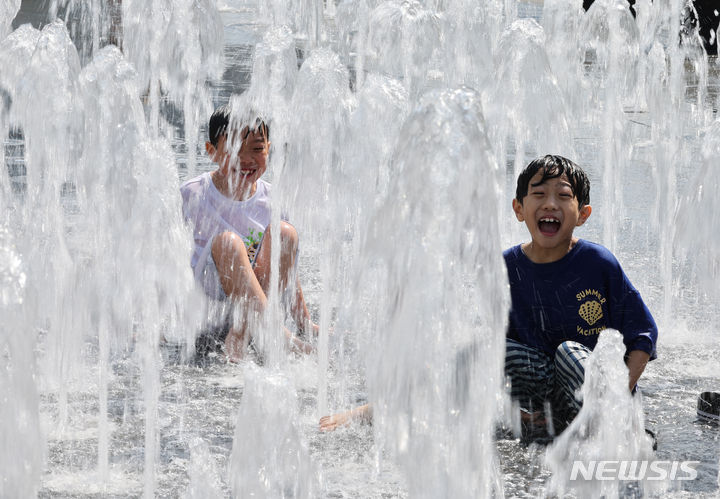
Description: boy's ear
xmin=512 ymin=199 xmax=525 ymax=221
xmin=205 ymin=141 xmax=216 ymax=157
xmin=576 ymin=204 xmax=592 ymax=226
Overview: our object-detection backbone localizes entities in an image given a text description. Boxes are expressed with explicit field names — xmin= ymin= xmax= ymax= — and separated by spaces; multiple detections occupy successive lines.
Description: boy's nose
xmin=542 ymin=196 xmax=558 ymax=209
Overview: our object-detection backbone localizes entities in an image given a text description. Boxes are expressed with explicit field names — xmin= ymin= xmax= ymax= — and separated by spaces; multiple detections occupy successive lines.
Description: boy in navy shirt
xmin=505 ymin=155 xmax=658 ymax=434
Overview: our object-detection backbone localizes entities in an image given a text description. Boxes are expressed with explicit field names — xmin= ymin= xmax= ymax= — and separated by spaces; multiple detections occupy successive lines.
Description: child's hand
xmin=319 ymin=411 xmax=353 ymax=432
xmin=286 ymin=329 xmax=315 ymax=355
xmin=294 ymin=337 xmax=315 ymax=355
xmin=319 ymin=404 xmax=372 ymax=432
xmin=313 ymin=324 xmax=342 ymax=338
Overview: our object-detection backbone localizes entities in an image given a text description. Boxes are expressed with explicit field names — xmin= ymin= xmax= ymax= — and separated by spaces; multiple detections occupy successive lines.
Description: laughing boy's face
xmin=218 ymin=127 xmax=269 ymax=191
xmin=512 ymin=170 xmax=591 ymax=261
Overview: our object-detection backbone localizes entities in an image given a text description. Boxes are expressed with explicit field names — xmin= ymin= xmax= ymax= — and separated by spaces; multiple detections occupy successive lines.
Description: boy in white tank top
xmin=180 ymin=104 xmax=317 ymax=360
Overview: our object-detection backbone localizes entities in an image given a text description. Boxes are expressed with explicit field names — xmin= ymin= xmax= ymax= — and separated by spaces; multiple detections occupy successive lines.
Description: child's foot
xmin=223 ymin=326 xmax=314 ymax=360
xmin=520 ymin=409 xmax=546 ymax=426
xmin=224 ymin=328 xmax=249 ymax=362
xmin=519 ymin=409 xmax=552 ymax=444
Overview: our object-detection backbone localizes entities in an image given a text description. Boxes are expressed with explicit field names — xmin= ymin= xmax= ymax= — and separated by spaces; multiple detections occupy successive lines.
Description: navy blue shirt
xmin=504 ymin=239 xmax=657 ymax=359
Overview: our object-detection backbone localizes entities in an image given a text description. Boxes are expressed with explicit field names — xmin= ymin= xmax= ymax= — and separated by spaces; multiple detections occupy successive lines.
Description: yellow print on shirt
xmin=576 ymin=324 xmax=606 ymax=336
xmin=576 ymin=289 xmax=606 ymax=335
xmin=578 ymin=300 xmax=603 ymax=326
xmin=576 ymin=289 xmax=607 ymax=304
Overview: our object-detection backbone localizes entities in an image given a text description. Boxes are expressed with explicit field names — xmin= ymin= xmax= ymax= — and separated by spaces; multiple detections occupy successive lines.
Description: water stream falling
xmin=2 ymin=0 xmax=719 ymax=497
xmin=545 ymin=330 xmax=659 ymax=498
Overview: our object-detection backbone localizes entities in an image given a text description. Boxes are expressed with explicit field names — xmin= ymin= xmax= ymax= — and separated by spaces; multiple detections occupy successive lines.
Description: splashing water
xmin=228 ymin=366 xmax=321 ymax=497
xmin=677 ymin=118 xmax=720 ymax=303
xmin=0 ymin=0 xmax=20 ymax=40
xmin=545 ymin=330 xmax=659 ymax=498
xmin=3 ymin=2 xmax=204 ymax=497
xmin=364 ymin=1 xmax=440 ymax=98
xmin=361 ymin=87 xmax=508 ymax=498
xmin=0 ymin=226 xmax=43 ymax=498
xmin=2 ymin=0 xmax=720 ymax=496
xmin=487 ymin=18 xmax=573 ymax=193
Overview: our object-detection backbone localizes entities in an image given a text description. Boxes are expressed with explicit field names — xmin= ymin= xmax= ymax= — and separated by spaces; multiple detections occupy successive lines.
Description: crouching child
xmin=180 ymin=104 xmax=317 ymax=361
xmin=504 ymin=155 xmax=658 ymax=437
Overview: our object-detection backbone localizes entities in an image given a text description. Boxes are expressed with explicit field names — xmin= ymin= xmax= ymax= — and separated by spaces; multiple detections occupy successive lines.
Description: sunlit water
xmin=2 ymin=0 xmax=720 ymax=497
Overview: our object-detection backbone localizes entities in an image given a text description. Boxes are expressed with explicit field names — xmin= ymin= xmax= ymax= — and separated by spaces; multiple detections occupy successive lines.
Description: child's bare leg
xmin=254 ymin=221 xmax=297 ymax=293
xmin=213 ymin=228 xmax=313 ymax=358
xmin=212 ymin=231 xmax=267 ymax=360
xmin=319 ymin=404 xmax=372 ymax=432
xmin=254 ymin=222 xmax=317 ymax=335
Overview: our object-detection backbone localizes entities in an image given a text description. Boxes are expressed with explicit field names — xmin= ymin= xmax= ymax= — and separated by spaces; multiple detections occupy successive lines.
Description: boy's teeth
xmin=538 ymin=218 xmax=561 ymax=235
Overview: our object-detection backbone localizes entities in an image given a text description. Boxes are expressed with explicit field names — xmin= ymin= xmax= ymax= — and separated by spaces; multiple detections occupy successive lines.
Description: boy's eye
xmin=559 ymin=192 xmax=573 ymax=198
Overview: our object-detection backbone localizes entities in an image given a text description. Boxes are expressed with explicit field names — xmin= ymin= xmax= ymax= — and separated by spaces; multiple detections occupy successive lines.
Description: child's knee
xmin=212 ymin=231 xmax=248 ymax=262
xmin=554 ymin=341 xmax=589 ymax=386
xmin=555 ymin=341 xmax=569 ymax=359
xmin=278 ymin=221 xmax=299 ymax=252
xmin=555 ymin=341 xmax=588 ymax=362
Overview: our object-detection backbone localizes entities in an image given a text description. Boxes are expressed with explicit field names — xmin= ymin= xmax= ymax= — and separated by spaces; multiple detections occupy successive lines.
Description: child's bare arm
xmin=627 ymin=349 xmax=650 ymax=391
xmin=291 ymin=277 xmax=319 ymax=337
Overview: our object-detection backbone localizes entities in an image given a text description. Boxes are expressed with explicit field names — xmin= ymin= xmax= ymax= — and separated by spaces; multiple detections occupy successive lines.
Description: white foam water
xmin=228 ymin=365 xmax=321 ymax=497
xmin=545 ymin=330 xmax=659 ymax=498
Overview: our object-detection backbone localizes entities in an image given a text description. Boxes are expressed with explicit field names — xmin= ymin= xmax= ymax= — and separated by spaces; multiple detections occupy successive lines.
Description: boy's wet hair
xmin=515 ymin=155 xmax=590 ymax=208
xmin=208 ymin=105 xmax=270 ymax=147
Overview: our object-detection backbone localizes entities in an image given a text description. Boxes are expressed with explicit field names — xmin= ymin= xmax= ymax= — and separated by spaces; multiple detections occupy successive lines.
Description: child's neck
xmin=522 ymin=237 xmax=579 ymax=264
xmin=211 ymin=170 xmax=257 ymax=201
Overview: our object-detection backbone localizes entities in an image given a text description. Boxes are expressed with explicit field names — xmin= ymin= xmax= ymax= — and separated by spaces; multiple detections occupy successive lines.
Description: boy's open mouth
xmin=538 ymin=217 xmax=561 ymax=236
xmin=232 ymin=167 xmax=255 ymax=177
